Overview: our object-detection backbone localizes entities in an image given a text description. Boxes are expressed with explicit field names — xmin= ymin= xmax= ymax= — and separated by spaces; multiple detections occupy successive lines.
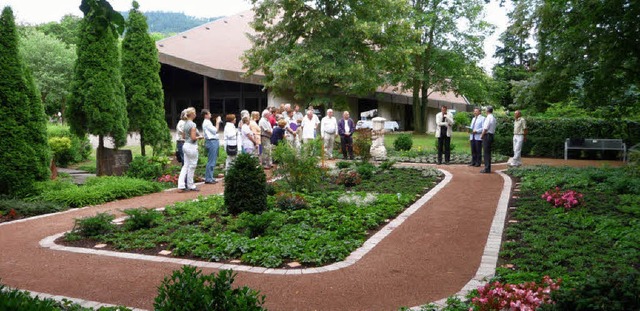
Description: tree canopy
xmin=0 ymin=6 xmax=50 ymax=195
xmin=243 ymin=0 xmax=414 ymax=107
xmin=121 ymin=1 xmax=171 ymax=156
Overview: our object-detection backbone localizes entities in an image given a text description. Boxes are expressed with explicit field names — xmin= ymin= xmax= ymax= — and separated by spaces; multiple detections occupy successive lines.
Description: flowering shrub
xmin=471 ymin=276 xmax=561 ymax=311
xmin=157 ymin=174 xmax=179 ymax=185
xmin=335 ymin=170 xmax=362 ymax=187
xmin=541 ymin=187 xmax=584 ymax=209
xmin=275 ymin=193 xmax=308 ymax=210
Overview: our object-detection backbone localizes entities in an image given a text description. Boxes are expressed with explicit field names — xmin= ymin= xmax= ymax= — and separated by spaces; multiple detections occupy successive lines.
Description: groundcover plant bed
xmin=0 ymin=283 xmax=131 ymax=311
xmin=497 ymin=166 xmax=640 ymax=309
xmin=62 ymin=167 xmax=442 ymax=268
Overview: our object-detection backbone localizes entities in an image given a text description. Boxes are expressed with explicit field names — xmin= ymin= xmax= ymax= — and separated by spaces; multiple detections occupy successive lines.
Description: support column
xmin=203 ymin=75 xmax=210 ymax=110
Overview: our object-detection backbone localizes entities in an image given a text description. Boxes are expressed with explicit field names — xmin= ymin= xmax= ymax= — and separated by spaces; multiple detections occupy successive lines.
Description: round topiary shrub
xmin=393 ymin=133 xmax=413 ymax=151
xmin=224 ymin=153 xmax=267 ymax=215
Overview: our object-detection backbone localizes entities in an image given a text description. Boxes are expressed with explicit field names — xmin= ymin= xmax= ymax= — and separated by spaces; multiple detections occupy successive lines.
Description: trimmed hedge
xmin=493 ymin=117 xmax=640 ymax=158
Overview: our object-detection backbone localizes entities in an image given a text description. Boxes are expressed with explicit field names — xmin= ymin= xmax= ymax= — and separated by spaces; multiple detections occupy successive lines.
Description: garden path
xmin=0 ymin=159 xmax=622 ymax=310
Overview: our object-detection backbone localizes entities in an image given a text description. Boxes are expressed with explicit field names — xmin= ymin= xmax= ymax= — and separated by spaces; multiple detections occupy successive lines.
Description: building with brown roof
xmin=157 ymin=10 xmax=470 ymax=132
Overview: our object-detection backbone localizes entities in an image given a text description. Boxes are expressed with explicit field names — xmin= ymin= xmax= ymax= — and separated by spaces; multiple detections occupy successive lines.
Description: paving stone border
xmin=40 ymin=169 xmax=454 ymax=275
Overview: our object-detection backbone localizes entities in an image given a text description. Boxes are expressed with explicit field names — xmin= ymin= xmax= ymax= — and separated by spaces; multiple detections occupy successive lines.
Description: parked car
xmin=356 ymin=120 xmax=400 ymax=132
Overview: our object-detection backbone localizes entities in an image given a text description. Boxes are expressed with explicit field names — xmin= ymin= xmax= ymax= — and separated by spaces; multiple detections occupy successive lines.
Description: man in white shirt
xmin=201 ymin=109 xmax=221 ymax=184
xmin=320 ymin=109 xmax=338 ymax=159
xmin=258 ymin=109 xmax=273 ymax=168
xmin=435 ymin=106 xmax=454 ymax=165
xmin=508 ymin=110 xmax=528 ymax=167
xmin=301 ymin=109 xmax=319 ymax=144
xmin=480 ymin=106 xmax=497 ymax=173
xmin=293 ymin=104 xmax=304 ymax=121
xmin=468 ymin=107 xmax=485 ymax=167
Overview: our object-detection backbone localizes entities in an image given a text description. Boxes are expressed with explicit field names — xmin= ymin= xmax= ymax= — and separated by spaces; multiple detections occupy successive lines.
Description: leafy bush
xmin=123 ymin=208 xmax=162 ymax=231
xmin=236 ymin=211 xmax=284 ymax=238
xmin=275 ymin=193 xmax=309 ymax=210
xmin=47 ymin=124 xmax=91 ymax=167
xmin=154 ymin=266 xmax=265 ymax=311
xmin=336 ymin=161 xmax=352 ymax=169
xmin=224 ymin=153 xmax=267 ymax=215
xmin=0 ymin=283 xmax=132 ymax=311
xmin=353 ymin=129 xmax=372 ymax=161
xmin=393 ymin=133 xmax=413 ymax=151
xmin=378 ymin=159 xmax=396 ymax=170
xmin=71 ymin=213 xmax=116 ymax=238
xmin=453 ymin=112 xmax=470 ymax=131
xmin=273 ymin=141 xmax=322 ymax=192
xmin=0 ymin=198 xmax=66 ymax=218
xmin=125 ymin=156 xmax=164 ymax=181
xmin=335 ymin=170 xmax=362 ymax=187
xmin=37 ymin=176 xmax=162 ymax=208
xmin=355 ymin=162 xmax=376 ymax=180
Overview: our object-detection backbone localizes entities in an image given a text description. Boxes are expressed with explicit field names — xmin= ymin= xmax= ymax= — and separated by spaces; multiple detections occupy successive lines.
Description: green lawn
xmin=384 ymin=131 xmax=471 ymax=154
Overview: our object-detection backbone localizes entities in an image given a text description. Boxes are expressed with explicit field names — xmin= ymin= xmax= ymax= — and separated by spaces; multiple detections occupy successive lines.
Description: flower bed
xmin=62 ymin=167 xmax=442 ymax=268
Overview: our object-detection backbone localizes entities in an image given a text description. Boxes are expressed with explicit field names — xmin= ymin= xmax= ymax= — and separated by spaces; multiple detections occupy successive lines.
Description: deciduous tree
xmin=121 ymin=1 xmax=171 ymax=156
xmin=0 ymin=6 xmax=50 ymax=195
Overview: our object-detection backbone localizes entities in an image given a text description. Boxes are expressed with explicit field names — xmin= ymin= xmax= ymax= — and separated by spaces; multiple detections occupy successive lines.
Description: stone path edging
xmin=410 ymin=169 xmax=512 ymax=309
xmin=0 ymin=287 xmax=147 ymax=311
xmin=40 ymin=169 xmax=453 ymax=275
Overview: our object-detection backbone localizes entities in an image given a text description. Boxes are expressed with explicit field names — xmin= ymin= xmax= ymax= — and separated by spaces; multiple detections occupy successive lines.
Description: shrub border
xmin=40 ymin=169 xmax=452 ymax=275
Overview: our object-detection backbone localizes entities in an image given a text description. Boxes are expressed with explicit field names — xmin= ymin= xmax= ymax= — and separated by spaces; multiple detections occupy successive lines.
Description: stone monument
xmin=370 ymin=117 xmax=387 ymax=160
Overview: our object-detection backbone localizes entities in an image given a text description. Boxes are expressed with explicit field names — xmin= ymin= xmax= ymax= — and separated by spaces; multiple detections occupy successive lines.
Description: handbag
xmin=226 ymin=144 xmax=238 ymax=156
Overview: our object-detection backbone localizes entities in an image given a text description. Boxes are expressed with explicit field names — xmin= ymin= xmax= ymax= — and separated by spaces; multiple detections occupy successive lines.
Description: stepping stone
xmin=512 ymin=195 xmax=519 ymax=199
xmin=509 ymin=206 xmax=517 ymax=210
xmin=230 ymin=259 xmax=241 ymax=264
xmin=287 ymin=262 xmax=301 ymax=268
xmin=217 ymin=174 xmax=224 ymax=178
xmin=502 ymin=264 xmax=515 ymax=269
xmin=158 ymin=250 xmax=172 ymax=256
xmin=94 ymin=244 xmax=107 ymax=249
xmin=508 ymin=220 xmax=519 ymax=224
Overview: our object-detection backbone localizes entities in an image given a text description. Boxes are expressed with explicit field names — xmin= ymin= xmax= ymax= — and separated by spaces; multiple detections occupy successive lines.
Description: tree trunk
xmin=140 ymin=133 xmax=146 ymax=156
xmin=97 ymin=134 xmax=104 ymax=176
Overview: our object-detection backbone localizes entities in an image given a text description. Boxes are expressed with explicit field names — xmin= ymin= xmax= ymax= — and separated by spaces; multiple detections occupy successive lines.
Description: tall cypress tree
xmin=121 ymin=1 xmax=171 ymax=156
xmin=67 ymin=0 xmax=128 ymax=175
xmin=0 ymin=6 xmax=50 ymax=195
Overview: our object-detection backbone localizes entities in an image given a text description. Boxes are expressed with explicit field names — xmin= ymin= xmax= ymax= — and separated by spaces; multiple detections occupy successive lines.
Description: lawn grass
xmin=384 ymin=131 xmax=472 ymax=154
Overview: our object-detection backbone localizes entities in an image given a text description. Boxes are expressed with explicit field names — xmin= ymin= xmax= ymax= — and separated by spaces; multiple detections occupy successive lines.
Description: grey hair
xmin=262 ymin=109 xmax=270 ymax=118
xmin=326 ymin=108 xmax=333 ymax=114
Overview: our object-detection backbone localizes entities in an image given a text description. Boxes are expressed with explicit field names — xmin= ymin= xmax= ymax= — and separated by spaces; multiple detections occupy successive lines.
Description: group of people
xmin=174 ymin=104 xmax=359 ymax=192
xmin=435 ymin=105 xmax=527 ymax=173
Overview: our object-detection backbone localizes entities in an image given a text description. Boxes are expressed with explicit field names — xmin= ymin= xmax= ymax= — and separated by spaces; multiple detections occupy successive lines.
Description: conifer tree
xmin=121 ymin=1 xmax=171 ymax=156
xmin=67 ymin=0 xmax=128 ymax=175
xmin=0 ymin=6 xmax=50 ymax=195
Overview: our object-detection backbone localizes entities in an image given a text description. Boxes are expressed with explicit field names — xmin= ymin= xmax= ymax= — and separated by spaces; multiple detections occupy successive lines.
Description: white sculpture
xmin=370 ymin=117 xmax=387 ymax=160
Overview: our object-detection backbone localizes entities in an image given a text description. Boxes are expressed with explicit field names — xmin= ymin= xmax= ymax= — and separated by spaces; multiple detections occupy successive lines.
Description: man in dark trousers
xmin=337 ymin=111 xmax=355 ymax=160
xmin=468 ymin=107 xmax=485 ymax=167
xmin=480 ymin=106 xmax=497 ymax=173
xmin=435 ymin=106 xmax=454 ymax=164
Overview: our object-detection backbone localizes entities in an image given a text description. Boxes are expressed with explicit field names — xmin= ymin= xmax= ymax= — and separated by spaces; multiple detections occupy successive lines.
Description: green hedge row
xmin=493 ymin=117 xmax=640 ymax=158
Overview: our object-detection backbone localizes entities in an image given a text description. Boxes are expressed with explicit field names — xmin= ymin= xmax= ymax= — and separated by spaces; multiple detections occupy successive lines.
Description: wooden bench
xmin=564 ymin=138 xmax=627 ymax=162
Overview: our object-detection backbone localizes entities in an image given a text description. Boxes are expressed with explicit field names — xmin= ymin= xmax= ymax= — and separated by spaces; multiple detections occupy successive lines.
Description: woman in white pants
xmin=177 ymin=107 xmax=203 ymax=192
xmin=224 ymin=114 xmax=239 ymax=172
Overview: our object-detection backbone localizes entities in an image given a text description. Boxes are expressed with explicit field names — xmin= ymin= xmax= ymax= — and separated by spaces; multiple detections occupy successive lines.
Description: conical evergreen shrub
xmin=121 ymin=1 xmax=170 ymax=156
xmin=0 ymin=6 xmax=50 ymax=195
xmin=224 ymin=154 xmax=267 ymax=215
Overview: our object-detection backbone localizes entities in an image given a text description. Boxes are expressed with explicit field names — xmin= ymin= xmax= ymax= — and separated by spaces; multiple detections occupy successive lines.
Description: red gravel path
xmin=0 ymin=159 xmax=622 ymax=310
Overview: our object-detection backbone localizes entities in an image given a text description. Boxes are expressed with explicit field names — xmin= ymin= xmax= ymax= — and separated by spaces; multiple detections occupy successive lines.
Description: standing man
xmin=508 ymin=110 xmax=527 ymax=167
xmin=468 ymin=107 xmax=485 ymax=167
xmin=435 ymin=106 xmax=454 ymax=165
xmin=301 ymin=109 xmax=319 ymax=144
xmin=293 ymin=104 xmax=304 ymax=121
xmin=480 ymin=106 xmax=497 ymax=173
xmin=259 ymin=109 xmax=273 ymax=169
xmin=201 ymin=109 xmax=221 ymax=184
xmin=337 ymin=111 xmax=355 ymax=160
xmin=320 ymin=109 xmax=338 ymax=159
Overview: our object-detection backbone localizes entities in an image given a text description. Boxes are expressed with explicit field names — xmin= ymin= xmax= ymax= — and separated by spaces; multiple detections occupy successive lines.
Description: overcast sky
xmin=3 ymin=0 xmax=509 ymax=72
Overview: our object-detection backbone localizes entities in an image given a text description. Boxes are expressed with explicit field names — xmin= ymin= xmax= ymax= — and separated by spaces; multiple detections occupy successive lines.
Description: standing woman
xmin=177 ymin=107 xmax=203 ymax=192
xmin=241 ymin=115 xmax=258 ymax=154
xmin=224 ymin=114 xmax=239 ymax=172
xmin=175 ymin=109 xmax=187 ymax=165
xmin=201 ymin=109 xmax=221 ymax=184
xmin=250 ymin=111 xmax=262 ymax=157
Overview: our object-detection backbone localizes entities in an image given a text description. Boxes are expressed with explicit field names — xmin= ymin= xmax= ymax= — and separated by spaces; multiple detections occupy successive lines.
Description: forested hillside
xmin=120 ymin=11 xmax=220 ymax=33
